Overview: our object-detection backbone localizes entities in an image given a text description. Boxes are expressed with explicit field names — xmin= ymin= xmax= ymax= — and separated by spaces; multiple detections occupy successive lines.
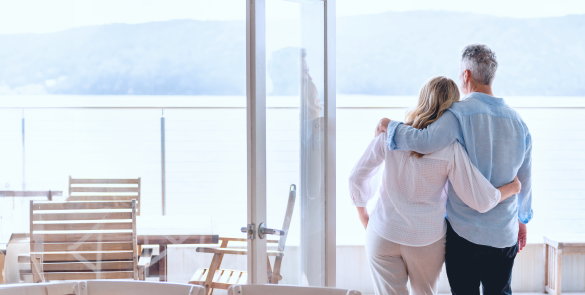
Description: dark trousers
xmin=445 ymin=220 xmax=518 ymax=295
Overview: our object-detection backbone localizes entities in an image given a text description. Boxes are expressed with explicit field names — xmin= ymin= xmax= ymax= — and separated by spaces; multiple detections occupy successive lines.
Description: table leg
xmin=543 ymin=244 xmax=548 ymax=293
xmin=555 ymin=248 xmax=562 ymax=295
xmin=159 ymin=244 xmax=167 ymax=282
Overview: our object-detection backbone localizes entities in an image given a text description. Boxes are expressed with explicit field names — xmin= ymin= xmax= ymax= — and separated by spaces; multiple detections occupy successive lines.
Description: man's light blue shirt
xmin=386 ymin=92 xmax=533 ymax=248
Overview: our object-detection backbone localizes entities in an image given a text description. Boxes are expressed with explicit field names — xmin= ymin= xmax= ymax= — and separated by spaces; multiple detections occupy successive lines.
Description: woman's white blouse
xmin=349 ymin=132 xmax=501 ymax=247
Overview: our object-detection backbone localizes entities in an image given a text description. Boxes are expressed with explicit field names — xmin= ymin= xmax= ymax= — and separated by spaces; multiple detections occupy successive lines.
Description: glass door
xmin=246 ymin=0 xmax=335 ymax=287
xmin=265 ymin=0 xmax=326 ymax=286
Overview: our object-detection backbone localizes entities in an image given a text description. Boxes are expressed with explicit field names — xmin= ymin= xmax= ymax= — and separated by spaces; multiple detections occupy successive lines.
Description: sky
xmin=1 ymin=0 xmax=585 ymax=34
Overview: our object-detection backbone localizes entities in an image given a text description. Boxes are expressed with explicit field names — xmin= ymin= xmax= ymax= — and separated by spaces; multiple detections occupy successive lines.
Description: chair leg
xmin=555 ymin=249 xmax=563 ymax=295
xmin=203 ymin=239 xmax=230 ymax=294
xmin=266 ymin=257 xmax=273 ymax=283
xmin=204 ymin=253 xmax=223 ymax=295
xmin=271 ymin=256 xmax=283 ymax=284
xmin=31 ymin=255 xmax=44 ymax=283
xmin=543 ymin=244 xmax=548 ymax=293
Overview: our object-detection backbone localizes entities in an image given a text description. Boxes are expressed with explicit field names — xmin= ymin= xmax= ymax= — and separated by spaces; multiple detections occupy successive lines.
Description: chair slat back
xmin=68 ymin=176 xmax=141 ymax=215
xmin=278 ymin=184 xmax=296 ymax=252
xmin=30 ymin=200 xmax=138 ymax=282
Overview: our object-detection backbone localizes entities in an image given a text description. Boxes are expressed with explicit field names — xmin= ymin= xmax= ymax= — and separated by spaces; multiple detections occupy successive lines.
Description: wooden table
xmin=136 ymin=216 xmax=219 ymax=282
xmin=543 ymin=235 xmax=585 ymax=295
xmin=0 ymin=190 xmax=63 ymax=200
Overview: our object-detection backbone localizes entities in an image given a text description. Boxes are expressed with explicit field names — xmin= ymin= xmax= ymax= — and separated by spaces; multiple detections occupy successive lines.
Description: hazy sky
xmin=1 ymin=0 xmax=584 ymax=34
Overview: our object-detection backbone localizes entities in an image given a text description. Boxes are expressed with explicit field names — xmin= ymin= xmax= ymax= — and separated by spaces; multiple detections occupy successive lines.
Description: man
xmin=376 ymin=44 xmax=532 ymax=295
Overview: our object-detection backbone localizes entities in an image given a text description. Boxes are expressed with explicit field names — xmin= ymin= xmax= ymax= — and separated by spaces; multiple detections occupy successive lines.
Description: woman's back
xmin=349 ymin=133 xmax=500 ymax=247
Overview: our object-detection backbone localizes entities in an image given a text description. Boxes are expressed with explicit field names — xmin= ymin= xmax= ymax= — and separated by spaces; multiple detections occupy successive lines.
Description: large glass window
xmin=0 ymin=1 xmax=247 ymax=287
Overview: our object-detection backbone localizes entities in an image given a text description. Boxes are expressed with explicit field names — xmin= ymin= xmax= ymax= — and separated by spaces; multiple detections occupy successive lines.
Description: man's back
xmin=386 ymin=91 xmax=533 ymax=248
xmin=446 ymin=92 xmax=532 ymax=248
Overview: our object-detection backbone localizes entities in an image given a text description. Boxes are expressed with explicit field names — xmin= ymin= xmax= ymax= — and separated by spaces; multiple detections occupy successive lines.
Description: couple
xmin=349 ymin=44 xmax=532 ymax=295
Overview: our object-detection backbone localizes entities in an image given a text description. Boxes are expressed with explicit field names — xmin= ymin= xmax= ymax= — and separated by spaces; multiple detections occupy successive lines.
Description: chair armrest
xmin=196 ymin=247 xmax=283 ymax=257
xmin=137 ymin=248 xmax=153 ymax=281
xmin=218 ymin=237 xmax=279 ymax=244
xmin=138 ymin=248 xmax=153 ymax=269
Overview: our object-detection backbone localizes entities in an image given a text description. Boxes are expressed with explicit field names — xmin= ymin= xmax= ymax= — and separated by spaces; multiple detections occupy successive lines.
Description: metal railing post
xmin=161 ymin=110 xmax=166 ymax=215
xmin=22 ymin=109 xmax=25 ymax=191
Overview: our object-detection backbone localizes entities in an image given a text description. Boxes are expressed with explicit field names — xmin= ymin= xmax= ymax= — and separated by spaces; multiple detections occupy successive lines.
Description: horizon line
xmin=1 ymin=9 xmax=584 ymax=36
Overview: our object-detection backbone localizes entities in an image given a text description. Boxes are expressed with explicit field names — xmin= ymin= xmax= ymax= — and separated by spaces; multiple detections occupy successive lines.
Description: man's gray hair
xmin=460 ymin=44 xmax=498 ymax=85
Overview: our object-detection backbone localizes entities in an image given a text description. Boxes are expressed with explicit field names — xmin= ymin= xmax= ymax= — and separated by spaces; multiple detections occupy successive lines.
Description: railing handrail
xmin=1 ymin=95 xmax=585 ymax=109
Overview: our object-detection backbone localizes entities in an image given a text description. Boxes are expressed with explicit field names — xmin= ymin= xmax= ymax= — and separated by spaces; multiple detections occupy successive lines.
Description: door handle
xmin=258 ymin=222 xmax=285 ymax=239
xmin=241 ymin=224 xmax=255 ymax=240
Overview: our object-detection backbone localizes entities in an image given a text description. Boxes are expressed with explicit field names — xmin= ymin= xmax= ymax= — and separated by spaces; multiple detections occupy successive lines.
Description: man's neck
xmin=467 ymin=83 xmax=494 ymax=97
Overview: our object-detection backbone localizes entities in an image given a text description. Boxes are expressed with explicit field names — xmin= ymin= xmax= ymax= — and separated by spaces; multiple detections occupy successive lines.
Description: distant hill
xmin=0 ymin=11 xmax=584 ymax=96
xmin=0 ymin=20 xmax=247 ymax=95
xmin=337 ymin=11 xmax=585 ymax=96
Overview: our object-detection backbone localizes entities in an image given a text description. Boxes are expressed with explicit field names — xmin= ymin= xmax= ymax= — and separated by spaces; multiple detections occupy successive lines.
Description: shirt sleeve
xmin=448 ymin=143 xmax=501 ymax=213
xmin=517 ymin=132 xmax=533 ymax=224
xmin=348 ymin=133 xmax=386 ymax=207
xmin=387 ymin=110 xmax=462 ymax=154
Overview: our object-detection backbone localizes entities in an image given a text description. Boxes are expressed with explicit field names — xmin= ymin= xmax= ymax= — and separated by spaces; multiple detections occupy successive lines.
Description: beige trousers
xmin=365 ymin=225 xmax=446 ymax=295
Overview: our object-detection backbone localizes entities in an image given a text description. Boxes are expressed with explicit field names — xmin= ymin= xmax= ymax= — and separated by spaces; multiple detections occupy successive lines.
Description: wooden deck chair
xmin=29 ymin=200 xmax=139 ymax=282
xmin=68 ymin=176 xmax=141 ymax=215
xmin=189 ymin=185 xmax=296 ymax=295
xmin=227 ymin=285 xmax=362 ymax=295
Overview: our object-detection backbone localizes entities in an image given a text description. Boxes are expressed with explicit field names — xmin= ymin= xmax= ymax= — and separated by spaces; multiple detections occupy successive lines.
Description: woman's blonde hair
xmin=405 ymin=76 xmax=460 ymax=158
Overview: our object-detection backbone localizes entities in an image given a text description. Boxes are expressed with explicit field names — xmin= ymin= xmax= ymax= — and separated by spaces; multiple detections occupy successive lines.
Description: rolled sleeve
xmin=349 ymin=194 xmax=369 ymax=207
xmin=517 ymin=132 xmax=533 ymax=224
xmin=386 ymin=120 xmax=403 ymax=150
xmin=448 ymin=143 xmax=501 ymax=213
xmin=386 ymin=111 xmax=462 ymax=154
xmin=348 ymin=133 xmax=386 ymax=207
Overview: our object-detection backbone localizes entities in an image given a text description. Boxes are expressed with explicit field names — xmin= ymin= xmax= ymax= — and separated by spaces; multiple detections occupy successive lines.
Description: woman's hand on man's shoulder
xmin=375 ymin=118 xmax=391 ymax=137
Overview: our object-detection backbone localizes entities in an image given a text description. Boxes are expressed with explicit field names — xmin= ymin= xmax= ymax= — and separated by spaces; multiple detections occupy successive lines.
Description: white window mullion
xmin=246 ymin=0 xmax=268 ymax=285
xmin=324 ymin=0 xmax=336 ymax=288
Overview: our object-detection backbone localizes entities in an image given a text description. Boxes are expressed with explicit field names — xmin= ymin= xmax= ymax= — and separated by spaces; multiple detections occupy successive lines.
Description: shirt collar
xmin=464 ymin=92 xmax=507 ymax=106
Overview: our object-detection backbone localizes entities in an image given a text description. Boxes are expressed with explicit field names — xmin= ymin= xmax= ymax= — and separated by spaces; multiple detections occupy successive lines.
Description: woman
xmin=348 ymin=76 xmax=521 ymax=295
